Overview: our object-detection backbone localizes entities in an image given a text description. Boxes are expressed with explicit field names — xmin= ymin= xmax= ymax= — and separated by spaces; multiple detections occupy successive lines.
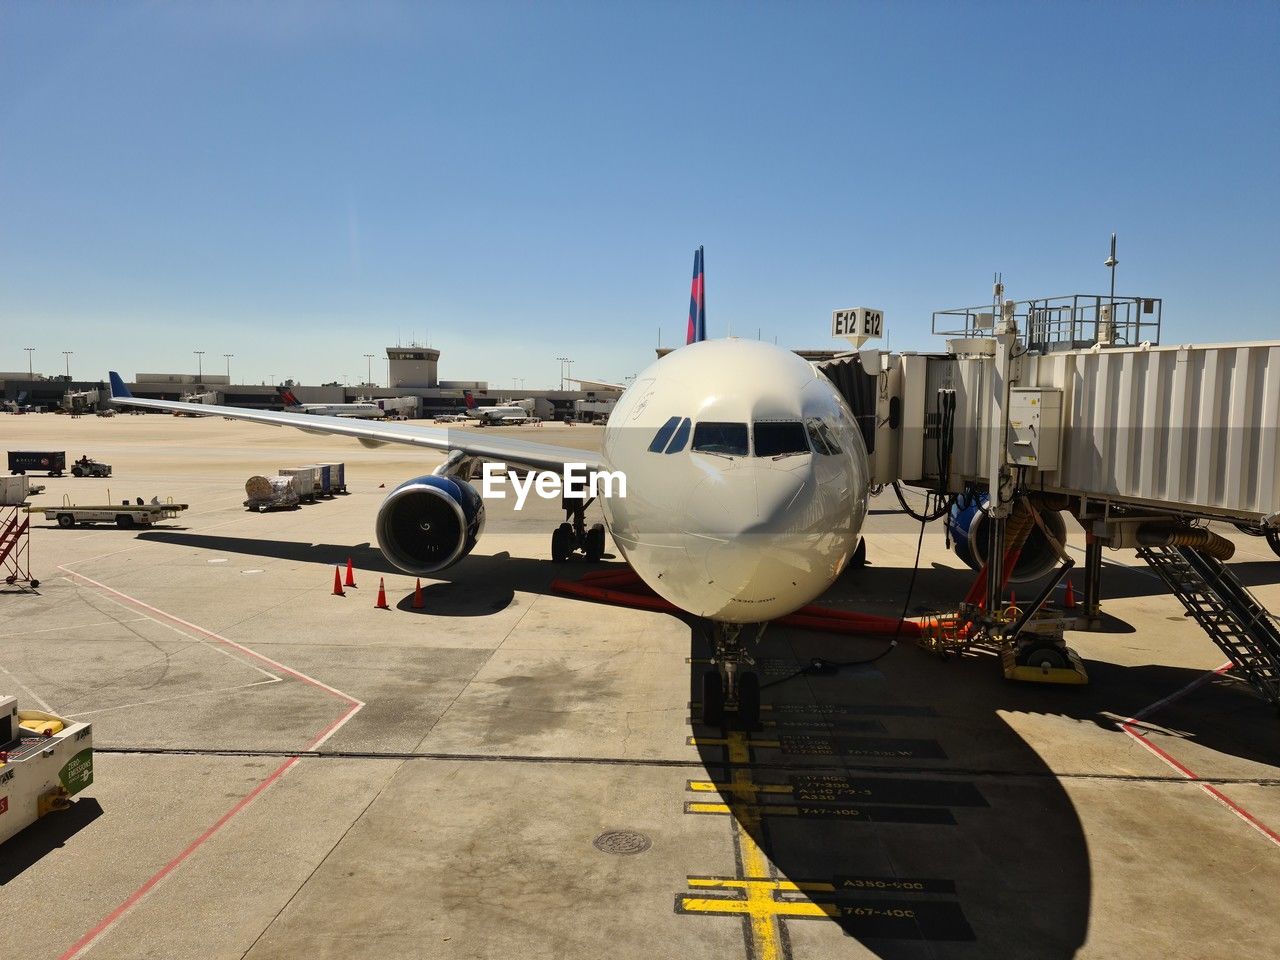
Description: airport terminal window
xmin=753 ymin=421 xmax=809 ymax=457
xmin=665 ymin=417 xmax=691 ymax=453
xmin=692 ymin=421 xmax=749 ymax=456
xmin=648 ymin=416 xmax=681 ymax=452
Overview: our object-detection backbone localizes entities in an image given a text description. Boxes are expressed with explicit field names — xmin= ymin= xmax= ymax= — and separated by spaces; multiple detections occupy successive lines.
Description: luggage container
xmin=7 ymin=451 xmax=66 ymax=477
xmin=279 ymin=467 xmax=319 ymax=503
xmin=308 ymin=464 xmax=333 ymax=498
xmin=0 ymin=476 xmax=30 ymax=506
xmin=318 ymin=461 xmax=347 ymax=494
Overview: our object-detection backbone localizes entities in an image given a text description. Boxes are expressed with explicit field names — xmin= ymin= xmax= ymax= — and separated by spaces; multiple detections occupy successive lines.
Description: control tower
xmin=386 ymin=345 xmax=440 ymax=388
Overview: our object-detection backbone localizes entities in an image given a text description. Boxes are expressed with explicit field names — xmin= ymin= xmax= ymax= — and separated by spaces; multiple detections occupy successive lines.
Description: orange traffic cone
xmin=375 ymin=577 xmax=389 ymax=610
xmin=412 ymin=578 xmax=425 ymax=609
xmin=344 ymin=557 xmax=356 ymax=588
xmin=1063 ymin=578 xmax=1076 ymax=609
xmin=332 ymin=566 xmax=345 ymax=597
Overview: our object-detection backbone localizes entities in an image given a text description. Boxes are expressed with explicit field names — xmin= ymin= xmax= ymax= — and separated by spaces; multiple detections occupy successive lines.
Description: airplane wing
xmin=108 ymin=373 xmax=600 ymax=473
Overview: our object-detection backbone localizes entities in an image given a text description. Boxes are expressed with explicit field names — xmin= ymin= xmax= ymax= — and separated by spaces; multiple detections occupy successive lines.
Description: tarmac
xmin=2 ymin=413 xmax=1279 ymax=960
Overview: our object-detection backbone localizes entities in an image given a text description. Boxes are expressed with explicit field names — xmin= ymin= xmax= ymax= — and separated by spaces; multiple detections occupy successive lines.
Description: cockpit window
xmin=692 ymin=421 xmax=749 ymax=456
xmin=806 ymin=418 xmax=841 ymax=455
xmin=753 ymin=422 xmax=809 ymax=457
xmin=665 ymin=417 xmax=691 ymax=453
xmin=648 ymin=416 xmax=681 ymax=452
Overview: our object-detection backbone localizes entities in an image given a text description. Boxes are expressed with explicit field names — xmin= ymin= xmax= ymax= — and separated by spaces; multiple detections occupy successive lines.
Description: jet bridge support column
xmin=984 ymin=293 xmax=1019 ymax=617
xmin=1082 ymin=535 xmax=1104 ymax=628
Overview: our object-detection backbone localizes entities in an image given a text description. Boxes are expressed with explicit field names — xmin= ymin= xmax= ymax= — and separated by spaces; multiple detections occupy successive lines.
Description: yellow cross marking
xmin=678 ymin=730 xmax=809 ymax=960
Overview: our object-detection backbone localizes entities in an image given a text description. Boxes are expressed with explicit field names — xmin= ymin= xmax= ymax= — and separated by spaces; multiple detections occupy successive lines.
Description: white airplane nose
xmin=685 ymin=468 xmax=804 ymax=537
xmin=685 ymin=468 xmax=809 ymax=607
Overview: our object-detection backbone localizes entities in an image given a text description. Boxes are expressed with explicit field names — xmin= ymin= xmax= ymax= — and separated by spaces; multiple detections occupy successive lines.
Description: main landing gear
xmin=701 ymin=621 xmax=765 ymax=730
xmin=551 ymin=495 xmax=606 ymax=563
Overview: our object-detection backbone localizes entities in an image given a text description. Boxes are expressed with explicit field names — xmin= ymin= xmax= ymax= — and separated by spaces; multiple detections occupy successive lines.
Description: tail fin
xmin=108 ymin=371 xmax=133 ymax=399
xmin=275 ymin=386 xmax=301 ymax=408
xmin=463 ymin=390 xmax=476 ymax=409
xmin=686 ymin=245 xmax=706 ymax=344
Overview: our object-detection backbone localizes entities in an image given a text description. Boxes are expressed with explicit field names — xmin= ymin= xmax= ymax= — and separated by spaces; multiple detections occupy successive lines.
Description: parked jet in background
xmin=276 ymin=387 xmax=384 ymax=419
xmin=463 ymin=391 xmax=537 ymax=425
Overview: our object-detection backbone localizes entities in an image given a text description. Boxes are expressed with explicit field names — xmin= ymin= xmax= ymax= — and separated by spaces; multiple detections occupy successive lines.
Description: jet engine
xmin=947 ymin=493 xmax=1068 ymax=583
xmin=375 ymin=475 xmax=486 ymax=574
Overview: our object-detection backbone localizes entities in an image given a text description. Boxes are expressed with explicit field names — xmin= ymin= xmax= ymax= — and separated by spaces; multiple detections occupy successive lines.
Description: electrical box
xmin=1007 ymin=387 xmax=1062 ymax=471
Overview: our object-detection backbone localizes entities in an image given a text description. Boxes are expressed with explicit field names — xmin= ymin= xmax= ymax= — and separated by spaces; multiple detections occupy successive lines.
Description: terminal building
xmin=1 ymin=346 xmax=623 ymax=422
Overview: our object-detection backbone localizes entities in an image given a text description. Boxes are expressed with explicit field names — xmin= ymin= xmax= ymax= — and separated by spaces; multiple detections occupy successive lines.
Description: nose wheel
xmin=701 ymin=622 xmax=762 ymax=730
xmin=551 ymin=495 xmax=606 ymax=562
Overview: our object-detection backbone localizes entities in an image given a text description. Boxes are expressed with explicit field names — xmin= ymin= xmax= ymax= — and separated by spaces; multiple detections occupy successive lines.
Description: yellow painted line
xmin=679 ymin=896 xmax=834 ymax=920
xmin=686 ymin=877 xmax=836 ymax=894
xmin=686 ymin=736 xmax=780 ymax=749
xmin=689 ymin=801 xmax=805 ymax=817
xmin=687 ymin=779 xmax=791 ymax=795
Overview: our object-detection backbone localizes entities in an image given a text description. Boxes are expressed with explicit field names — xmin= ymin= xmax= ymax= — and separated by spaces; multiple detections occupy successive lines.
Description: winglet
xmin=108 ymin=371 xmax=132 ymax=399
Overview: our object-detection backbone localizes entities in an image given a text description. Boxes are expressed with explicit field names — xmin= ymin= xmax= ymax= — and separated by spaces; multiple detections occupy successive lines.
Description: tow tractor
xmin=0 ymin=695 xmax=94 ymax=846
xmin=70 ymin=456 xmax=112 ymax=478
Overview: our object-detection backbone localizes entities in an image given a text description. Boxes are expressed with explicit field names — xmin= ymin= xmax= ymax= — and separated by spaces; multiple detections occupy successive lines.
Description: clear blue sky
xmin=2 ymin=2 xmax=1277 ymax=389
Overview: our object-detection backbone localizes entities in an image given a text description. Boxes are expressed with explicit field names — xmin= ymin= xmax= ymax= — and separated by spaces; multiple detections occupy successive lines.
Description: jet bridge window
xmin=692 ymin=421 xmax=749 ymax=457
xmin=753 ymin=421 xmax=809 ymax=457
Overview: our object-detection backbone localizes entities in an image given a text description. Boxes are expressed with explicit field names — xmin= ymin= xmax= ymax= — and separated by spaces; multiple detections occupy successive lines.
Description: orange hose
xmin=550 ymin=569 xmax=920 ymax=637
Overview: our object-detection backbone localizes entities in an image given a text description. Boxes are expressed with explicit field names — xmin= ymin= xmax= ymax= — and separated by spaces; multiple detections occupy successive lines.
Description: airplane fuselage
xmin=294 ymin=403 xmax=384 ymax=419
xmin=599 ymin=339 xmax=869 ymax=623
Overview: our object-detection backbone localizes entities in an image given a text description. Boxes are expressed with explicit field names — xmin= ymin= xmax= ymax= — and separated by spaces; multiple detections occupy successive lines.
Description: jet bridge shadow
xmin=686 ymin=629 xmax=1280 ymax=960
xmin=687 ymin=625 xmax=1092 ymax=959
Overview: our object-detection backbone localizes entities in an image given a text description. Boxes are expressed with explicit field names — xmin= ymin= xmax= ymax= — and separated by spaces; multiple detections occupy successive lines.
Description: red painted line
xmin=1120 ymin=661 xmax=1280 ymax=849
xmin=58 ymin=757 xmax=298 ymax=960
xmin=55 ymin=569 xmax=365 ymax=958
xmin=58 ymin=567 xmax=363 ymax=713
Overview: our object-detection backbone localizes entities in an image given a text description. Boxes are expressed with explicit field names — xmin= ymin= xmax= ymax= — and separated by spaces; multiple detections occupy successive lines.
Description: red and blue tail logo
xmin=276 ymin=386 xmax=302 ymax=407
xmin=686 ymin=245 xmax=706 ymax=344
xmin=463 ymin=390 xmax=476 ymax=409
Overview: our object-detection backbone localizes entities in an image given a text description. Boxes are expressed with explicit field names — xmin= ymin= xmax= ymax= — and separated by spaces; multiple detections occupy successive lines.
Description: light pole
xmin=24 ymin=347 xmax=34 ymax=379
xmin=223 ymin=353 xmax=234 ymax=382
xmin=194 ymin=350 xmax=205 ymax=383
xmin=62 ymin=351 xmax=73 ymax=380
xmin=364 ymin=354 xmax=375 ymax=386
xmin=555 ymin=356 xmax=572 ymax=391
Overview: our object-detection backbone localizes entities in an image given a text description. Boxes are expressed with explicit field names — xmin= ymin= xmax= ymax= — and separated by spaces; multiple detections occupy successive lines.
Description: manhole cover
xmin=593 ymin=830 xmax=651 ymax=855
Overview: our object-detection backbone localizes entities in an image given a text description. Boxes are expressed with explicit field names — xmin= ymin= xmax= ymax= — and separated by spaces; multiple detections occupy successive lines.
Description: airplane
xmin=108 ymin=339 xmax=868 ymax=727
xmin=276 ymin=386 xmax=384 ymax=419
xmin=462 ymin=390 xmax=537 ymax=425
xmin=105 ymin=251 xmax=870 ymax=726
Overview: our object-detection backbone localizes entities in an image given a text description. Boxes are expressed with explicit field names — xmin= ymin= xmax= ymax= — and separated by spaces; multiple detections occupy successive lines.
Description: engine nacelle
xmin=375 ymin=475 xmax=486 ymax=575
xmin=947 ymin=494 xmax=1068 ymax=583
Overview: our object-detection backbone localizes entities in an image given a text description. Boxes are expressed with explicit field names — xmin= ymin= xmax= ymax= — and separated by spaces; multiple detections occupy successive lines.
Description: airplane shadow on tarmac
xmin=134 ymin=532 xmax=589 ymax=618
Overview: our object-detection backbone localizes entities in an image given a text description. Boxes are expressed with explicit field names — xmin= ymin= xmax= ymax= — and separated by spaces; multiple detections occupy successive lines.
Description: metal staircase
xmin=1 ymin=506 xmax=36 ymax=589
xmin=1138 ymin=544 xmax=1280 ymax=707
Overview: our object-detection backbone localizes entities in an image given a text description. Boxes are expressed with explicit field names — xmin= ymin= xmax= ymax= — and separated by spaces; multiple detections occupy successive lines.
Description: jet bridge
xmin=818 ymin=290 xmax=1280 ymax=703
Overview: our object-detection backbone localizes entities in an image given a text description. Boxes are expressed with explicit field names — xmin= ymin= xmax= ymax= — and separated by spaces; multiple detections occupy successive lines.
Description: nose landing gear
xmin=701 ymin=621 xmax=764 ymax=729
xmin=550 ymin=495 xmax=606 ymax=562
